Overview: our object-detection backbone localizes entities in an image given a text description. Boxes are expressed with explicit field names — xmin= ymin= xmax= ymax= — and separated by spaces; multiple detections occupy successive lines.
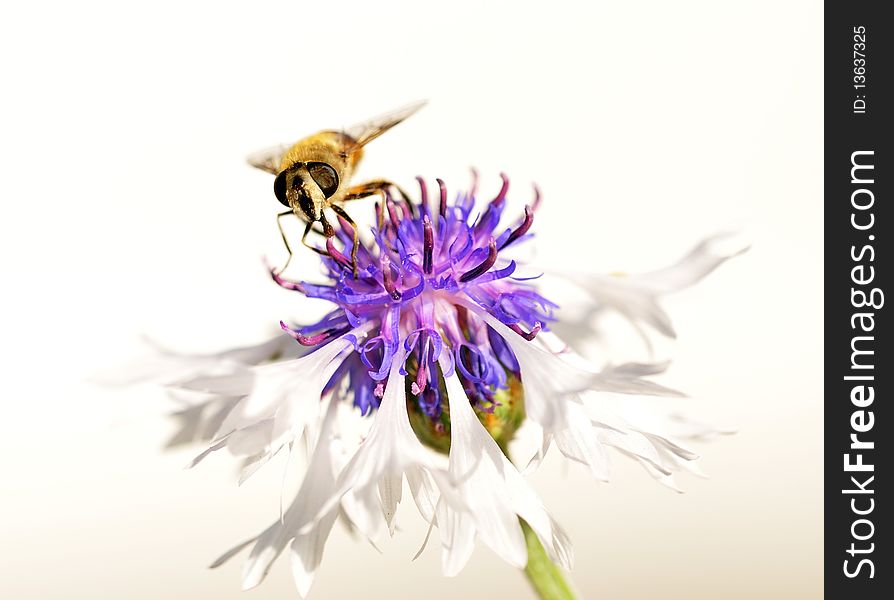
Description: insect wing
xmin=342 ymin=100 xmax=427 ymax=148
xmin=246 ymin=143 xmax=290 ymax=175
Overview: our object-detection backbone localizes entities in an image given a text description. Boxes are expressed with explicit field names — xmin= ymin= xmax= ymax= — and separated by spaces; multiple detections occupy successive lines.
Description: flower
xmin=152 ymin=174 xmax=736 ymax=598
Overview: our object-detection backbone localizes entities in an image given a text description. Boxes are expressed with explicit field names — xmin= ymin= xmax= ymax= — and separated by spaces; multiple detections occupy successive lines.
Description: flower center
xmin=273 ymin=175 xmax=556 ymax=444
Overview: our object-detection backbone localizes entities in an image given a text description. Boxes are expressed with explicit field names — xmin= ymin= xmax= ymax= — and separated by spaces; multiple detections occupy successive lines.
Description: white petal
xmin=596 ymin=427 xmax=668 ymax=474
xmin=378 ymin=472 xmax=404 ymax=534
xmin=582 ymin=274 xmax=679 ymax=337
xmin=537 ymin=385 xmax=706 ymax=490
xmin=589 ymin=362 xmax=684 ymax=397
xmin=217 ymin=339 xmax=351 ymax=436
xmin=187 ymin=327 xmax=369 ymax=473
xmin=289 ymin=513 xmax=336 ymax=598
xmin=215 ymin=397 xmax=342 ymax=594
xmin=593 ymin=420 xmax=704 ymax=491
xmin=464 ymin=302 xmax=678 ymax=435
xmin=632 ymin=232 xmax=749 ymax=294
xmin=568 ymin=232 xmax=748 ymax=340
xmin=436 ymin=499 xmax=477 ymax=577
xmin=585 ymin=394 xmax=732 ymax=486
xmin=617 ymin=404 xmax=737 ymax=441
xmin=165 ymin=394 xmax=241 ymax=447
xmin=440 ymin=366 xmax=526 ymax=570
xmin=312 ymin=348 xmax=454 ymax=545
xmin=552 ymin=401 xmax=611 ymax=482
xmin=338 ymin=484 xmax=387 ymax=546
xmin=462 ymin=304 xmax=591 ymax=433
xmin=240 ymin=522 xmax=290 ymax=590
xmin=175 ymin=367 xmax=255 ymax=395
xmin=439 ymin=359 xmax=572 ymax=573
xmin=94 ymin=333 xmax=299 ymax=386
xmin=406 ymin=467 xmax=440 ymax=525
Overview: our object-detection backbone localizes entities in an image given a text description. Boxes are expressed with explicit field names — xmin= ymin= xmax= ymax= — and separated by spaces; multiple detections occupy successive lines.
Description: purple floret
xmin=274 ymin=174 xmax=556 ymax=419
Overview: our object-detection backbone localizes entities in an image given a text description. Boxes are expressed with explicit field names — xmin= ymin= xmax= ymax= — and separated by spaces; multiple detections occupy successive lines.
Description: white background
xmin=1 ymin=1 xmax=822 ymax=598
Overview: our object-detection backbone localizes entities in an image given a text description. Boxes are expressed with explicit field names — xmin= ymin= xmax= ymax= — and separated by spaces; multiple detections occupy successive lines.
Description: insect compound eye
xmin=273 ymin=171 xmax=290 ymax=207
xmin=306 ymin=162 xmax=339 ymax=198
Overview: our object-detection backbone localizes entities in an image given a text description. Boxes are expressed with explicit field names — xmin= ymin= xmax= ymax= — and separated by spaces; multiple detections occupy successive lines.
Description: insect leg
xmin=345 ymin=179 xmax=416 ymax=216
xmin=275 ymin=210 xmax=296 ymax=274
xmin=330 ymin=204 xmax=361 ymax=277
xmin=301 ymin=220 xmax=332 ymax=258
xmin=276 ymin=211 xmax=333 ymax=271
xmin=343 ymin=181 xmax=385 ymax=202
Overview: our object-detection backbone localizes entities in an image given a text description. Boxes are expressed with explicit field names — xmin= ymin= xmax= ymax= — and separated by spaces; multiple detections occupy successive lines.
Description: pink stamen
xmin=531 ymin=182 xmax=543 ymax=212
xmin=380 ymin=254 xmax=402 ymax=301
xmin=326 ymin=238 xmax=353 ymax=270
xmin=280 ymin=320 xmax=334 ymax=346
xmin=385 ymin=193 xmax=401 ymax=232
xmin=374 ymin=202 xmax=383 ymax=229
xmin=423 ymin=215 xmax=434 ymax=274
xmin=500 ymin=205 xmax=534 ymax=249
xmin=491 ymin=172 xmax=509 ymax=206
xmin=414 ymin=353 xmax=429 ymax=395
xmin=266 ymin=259 xmax=305 ymax=292
xmin=416 ymin=176 xmax=429 ymax=208
xmin=459 ymin=238 xmax=498 ymax=283
xmin=336 ymin=214 xmax=355 ymax=238
xmin=437 ymin=178 xmax=447 ymax=218
xmin=508 ymin=321 xmax=542 ymax=341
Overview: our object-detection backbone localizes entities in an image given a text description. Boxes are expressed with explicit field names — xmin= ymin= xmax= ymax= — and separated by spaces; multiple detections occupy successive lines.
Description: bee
xmin=248 ymin=100 xmax=426 ymax=275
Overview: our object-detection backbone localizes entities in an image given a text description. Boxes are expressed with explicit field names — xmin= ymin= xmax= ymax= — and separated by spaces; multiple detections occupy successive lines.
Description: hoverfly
xmin=248 ymin=100 xmax=426 ymax=275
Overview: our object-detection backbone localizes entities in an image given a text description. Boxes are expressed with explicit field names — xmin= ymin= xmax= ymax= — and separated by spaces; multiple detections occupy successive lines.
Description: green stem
xmin=521 ymin=520 xmax=578 ymax=600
